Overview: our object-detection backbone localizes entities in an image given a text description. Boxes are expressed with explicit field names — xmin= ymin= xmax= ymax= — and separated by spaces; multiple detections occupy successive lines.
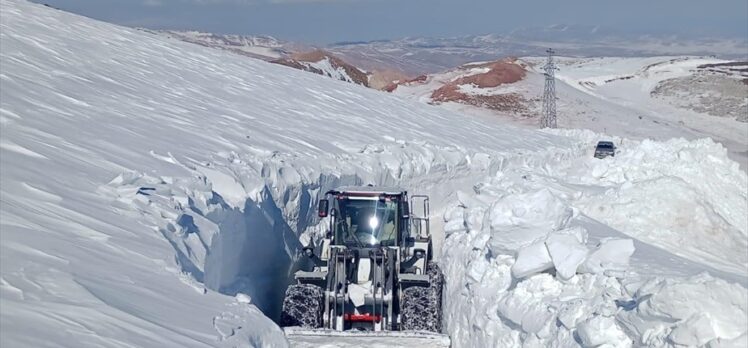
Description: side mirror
xmin=318 ymin=199 xmax=329 ymax=218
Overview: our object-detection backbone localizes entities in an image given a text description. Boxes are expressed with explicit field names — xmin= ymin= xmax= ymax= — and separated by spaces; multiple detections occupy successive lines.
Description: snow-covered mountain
xmin=150 ymin=27 xmax=747 ymax=89
xmin=1 ymin=1 xmax=747 ymax=348
xmin=330 ymin=30 xmax=748 ymax=76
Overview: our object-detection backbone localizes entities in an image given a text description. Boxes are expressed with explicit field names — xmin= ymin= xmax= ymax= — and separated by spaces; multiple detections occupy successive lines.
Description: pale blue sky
xmin=36 ymin=0 xmax=748 ymax=44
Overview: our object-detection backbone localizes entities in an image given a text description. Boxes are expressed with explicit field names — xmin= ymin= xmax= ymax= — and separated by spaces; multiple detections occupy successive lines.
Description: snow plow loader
xmin=281 ymin=187 xmax=450 ymax=347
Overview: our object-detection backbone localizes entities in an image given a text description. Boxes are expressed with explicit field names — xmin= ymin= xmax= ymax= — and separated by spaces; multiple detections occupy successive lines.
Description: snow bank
xmin=619 ymin=273 xmax=748 ymax=347
xmin=441 ymin=169 xmax=638 ymax=347
xmin=440 ymin=129 xmax=746 ymax=347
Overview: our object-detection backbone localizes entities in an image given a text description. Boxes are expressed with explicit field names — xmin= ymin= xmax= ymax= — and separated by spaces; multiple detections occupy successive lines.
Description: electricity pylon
xmin=540 ymin=48 xmax=558 ymax=129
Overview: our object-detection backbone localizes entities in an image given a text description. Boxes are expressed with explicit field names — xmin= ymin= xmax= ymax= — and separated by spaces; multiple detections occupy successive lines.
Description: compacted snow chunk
xmin=545 ymin=233 xmax=588 ymax=280
xmin=580 ymin=238 xmax=635 ymax=275
xmin=576 ymin=316 xmax=632 ymax=348
xmin=511 ymin=241 xmax=554 ymax=278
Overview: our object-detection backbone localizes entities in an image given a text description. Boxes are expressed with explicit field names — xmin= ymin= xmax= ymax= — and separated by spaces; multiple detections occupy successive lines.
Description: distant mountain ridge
xmin=329 ymin=25 xmax=748 ymax=75
xmin=143 ymin=29 xmax=297 ymax=60
xmin=152 ymin=26 xmax=747 ymax=77
xmin=149 ymin=27 xmax=748 ymax=90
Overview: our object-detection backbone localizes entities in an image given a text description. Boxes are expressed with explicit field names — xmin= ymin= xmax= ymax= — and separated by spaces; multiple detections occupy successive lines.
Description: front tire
xmin=400 ymin=286 xmax=441 ymax=332
xmin=400 ymin=263 xmax=444 ymax=332
xmin=280 ymin=284 xmax=324 ymax=328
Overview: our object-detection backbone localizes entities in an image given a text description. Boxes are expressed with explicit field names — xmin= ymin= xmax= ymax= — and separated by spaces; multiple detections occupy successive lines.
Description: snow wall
xmin=101 ymin=142 xmax=504 ymax=320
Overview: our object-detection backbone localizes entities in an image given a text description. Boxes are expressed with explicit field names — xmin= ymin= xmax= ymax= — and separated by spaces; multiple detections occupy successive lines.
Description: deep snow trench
xmin=101 ymin=141 xmax=504 ymax=321
xmin=103 ymin=129 xmax=748 ymax=347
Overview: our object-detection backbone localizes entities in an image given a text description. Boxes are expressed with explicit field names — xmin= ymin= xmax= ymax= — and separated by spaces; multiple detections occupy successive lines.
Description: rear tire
xmin=280 ymin=284 xmax=323 ymax=328
xmin=427 ymin=263 xmax=444 ymax=303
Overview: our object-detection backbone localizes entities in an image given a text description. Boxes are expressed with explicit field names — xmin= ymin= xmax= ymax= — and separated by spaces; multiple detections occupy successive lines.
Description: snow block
xmin=511 ymin=241 xmax=554 ymax=278
xmin=545 ymin=234 xmax=588 ymax=280
xmin=487 ymin=189 xmax=574 ymax=253
xmin=668 ymin=313 xmax=718 ymax=347
xmin=576 ymin=316 xmax=632 ymax=348
xmin=557 ymin=299 xmax=586 ymax=330
xmin=497 ymin=274 xmax=560 ymax=334
xmin=348 ymin=283 xmax=368 ymax=307
xmin=579 ymin=238 xmax=634 ymax=275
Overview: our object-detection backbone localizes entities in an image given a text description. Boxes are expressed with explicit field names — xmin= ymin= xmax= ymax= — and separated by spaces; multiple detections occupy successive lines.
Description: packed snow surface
xmin=284 ymin=328 xmax=450 ymax=348
xmin=1 ymin=1 xmax=747 ymax=347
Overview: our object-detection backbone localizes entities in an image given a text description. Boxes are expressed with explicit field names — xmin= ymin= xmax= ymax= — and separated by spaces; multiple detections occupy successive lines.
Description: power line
xmin=540 ymin=48 xmax=558 ymax=129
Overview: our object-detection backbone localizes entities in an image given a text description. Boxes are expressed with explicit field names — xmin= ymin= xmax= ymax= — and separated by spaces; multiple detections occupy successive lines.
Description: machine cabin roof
xmin=328 ymin=186 xmax=407 ymax=197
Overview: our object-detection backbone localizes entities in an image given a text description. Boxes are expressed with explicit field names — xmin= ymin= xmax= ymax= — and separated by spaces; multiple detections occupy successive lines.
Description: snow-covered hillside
xmin=393 ymin=56 xmax=748 ymax=169
xmin=150 ymin=31 xmax=376 ymax=89
xmin=271 ymin=50 xmax=370 ymax=87
xmin=389 ymin=58 xmax=534 ymax=117
xmin=1 ymin=1 xmax=746 ymax=348
xmin=549 ymin=57 xmax=748 ymax=167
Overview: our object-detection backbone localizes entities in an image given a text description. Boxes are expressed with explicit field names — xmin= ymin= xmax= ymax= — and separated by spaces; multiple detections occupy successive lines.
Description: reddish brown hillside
xmin=428 ymin=58 xmax=530 ymax=115
xmin=383 ymin=75 xmax=428 ymax=92
xmin=431 ymin=59 xmax=526 ymax=102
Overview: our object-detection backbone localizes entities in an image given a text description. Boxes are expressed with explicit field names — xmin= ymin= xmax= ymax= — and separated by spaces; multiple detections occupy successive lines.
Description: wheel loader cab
xmin=331 ymin=194 xmax=402 ymax=247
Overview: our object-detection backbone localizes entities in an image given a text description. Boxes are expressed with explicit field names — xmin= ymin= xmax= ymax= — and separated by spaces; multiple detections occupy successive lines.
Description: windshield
xmin=597 ymin=142 xmax=614 ymax=149
xmin=333 ymin=198 xmax=399 ymax=247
